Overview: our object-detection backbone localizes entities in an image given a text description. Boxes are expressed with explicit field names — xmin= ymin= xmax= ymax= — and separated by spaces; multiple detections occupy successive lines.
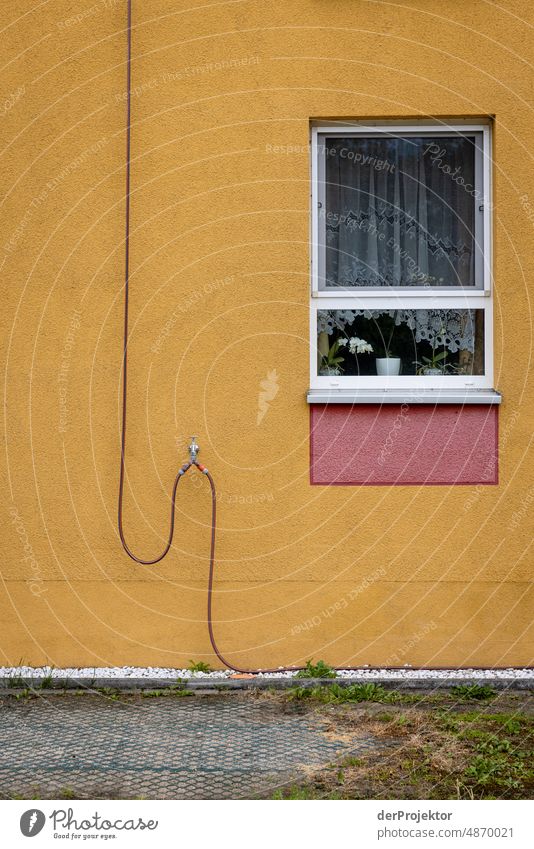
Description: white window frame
xmin=310 ymin=121 xmax=493 ymax=393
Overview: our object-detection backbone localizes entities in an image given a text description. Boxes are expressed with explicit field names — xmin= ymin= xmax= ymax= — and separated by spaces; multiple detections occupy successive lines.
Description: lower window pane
xmin=317 ymin=309 xmax=485 ymax=376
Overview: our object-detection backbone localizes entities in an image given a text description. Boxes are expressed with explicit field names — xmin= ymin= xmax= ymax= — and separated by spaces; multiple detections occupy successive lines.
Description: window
xmin=310 ymin=122 xmax=493 ymax=394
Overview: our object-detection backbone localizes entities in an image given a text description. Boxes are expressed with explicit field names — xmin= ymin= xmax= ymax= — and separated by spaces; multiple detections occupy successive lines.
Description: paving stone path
xmin=0 ymin=694 xmax=380 ymax=799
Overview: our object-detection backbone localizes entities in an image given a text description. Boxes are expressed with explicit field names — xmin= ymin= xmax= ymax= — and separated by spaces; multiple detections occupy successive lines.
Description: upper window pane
xmin=321 ymin=134 xmax=481 ymax=289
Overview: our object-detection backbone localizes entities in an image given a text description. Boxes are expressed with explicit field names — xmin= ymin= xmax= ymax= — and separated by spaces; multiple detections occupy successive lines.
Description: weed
xmin=188 ymin=661 xmax=212 ymax=674
xmin=295 ymin=660 xmax=337 ymax=679
xmin=6 ymin=660 xmax=26 ymax=689
xmin=460 ymin=725 xmax=533 ymax=796
xmin=502 ymin=718 xmax=522 ymax=735
xmin=40 ymin=668 xmax=54 ymax=689
xmin=13 ymin=688 xmax=33 ymax=701
xmin=286 ymin=682 xmax=400 ymax=704
xmin=272 ymin=785 xmax=319 ymax=800
xmin=466 ymin=713 xmax=528 ymax=731
xmin=451 ymin=684 xmax=496 ymax=701
xmin=60 ymin=787 xmax=76 ymax=800
xmin=94 ymin=687 xmax=121 ymax=700
xmin=478 ymin=735 xmax=512 ymax=754
xmin=142 ymin=687 xmax=193 ymax=698
xmin=11 ymin=786 xmax=42 ymax=801
xmin=341 ymin=756 xmax=364 ymax=768
xmin=342 ymin=683 xmax=396 ymax=703
xmin=286 ymin=686 xmax=313 ymax=701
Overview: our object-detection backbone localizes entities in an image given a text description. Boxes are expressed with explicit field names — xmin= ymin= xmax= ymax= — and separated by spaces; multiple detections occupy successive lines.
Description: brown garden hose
xmin=116 ymin=0 xmax=305 ymax=668
xmin=117 ymin=0 xmax=192 ymax=566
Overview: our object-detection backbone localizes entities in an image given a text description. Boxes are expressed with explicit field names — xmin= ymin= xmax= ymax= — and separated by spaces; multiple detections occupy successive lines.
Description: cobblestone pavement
xmin=0 ymin=693 xmax=379 ymax=799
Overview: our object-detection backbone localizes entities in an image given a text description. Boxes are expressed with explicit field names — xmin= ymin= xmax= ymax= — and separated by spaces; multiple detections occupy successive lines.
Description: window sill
xmin=306 ymin=388 xmax=502 ymax=405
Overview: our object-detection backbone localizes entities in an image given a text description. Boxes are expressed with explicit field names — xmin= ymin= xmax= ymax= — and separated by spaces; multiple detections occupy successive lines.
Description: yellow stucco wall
xmin=1 ymin=0 xmax=533 ymax=669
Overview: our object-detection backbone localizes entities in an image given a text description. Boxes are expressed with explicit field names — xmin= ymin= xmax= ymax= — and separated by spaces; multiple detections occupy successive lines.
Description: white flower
xmin=337 ymin=338 xmax=347 ymax=347
xmin=348 ymin=336 xmax=373 ymax=355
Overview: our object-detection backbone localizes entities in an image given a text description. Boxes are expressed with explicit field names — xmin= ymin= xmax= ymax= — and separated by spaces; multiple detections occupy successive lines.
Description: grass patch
xmin=273 ymin=695 xmax=534 ymax=800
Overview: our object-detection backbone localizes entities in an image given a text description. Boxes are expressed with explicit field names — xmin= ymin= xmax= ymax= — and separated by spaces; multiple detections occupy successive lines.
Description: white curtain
xmin=324 ymin=136 xmax=475 ymax=288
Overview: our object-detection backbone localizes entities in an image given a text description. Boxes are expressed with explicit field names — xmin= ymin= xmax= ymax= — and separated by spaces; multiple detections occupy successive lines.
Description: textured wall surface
xmin=310 ymin=405 xmax=499 ymax=486
xmin=1 ymin=0 xmax=533 ymax=669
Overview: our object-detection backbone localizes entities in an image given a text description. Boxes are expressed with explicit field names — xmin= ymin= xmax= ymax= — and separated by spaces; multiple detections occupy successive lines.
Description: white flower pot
xmin=376 ymin=357 xmax=401 ymax=376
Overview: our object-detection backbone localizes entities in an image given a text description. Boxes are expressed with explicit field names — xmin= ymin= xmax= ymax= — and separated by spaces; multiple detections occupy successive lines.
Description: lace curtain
xmin=324 ymin=136 xmax=475 ymax=288
xmin=317 ymin=309 xmax=476 ymax=354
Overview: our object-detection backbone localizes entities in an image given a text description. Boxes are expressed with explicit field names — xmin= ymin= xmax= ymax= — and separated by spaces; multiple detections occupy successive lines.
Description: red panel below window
xmin=310 ymin=404 xmax=498 ymax=486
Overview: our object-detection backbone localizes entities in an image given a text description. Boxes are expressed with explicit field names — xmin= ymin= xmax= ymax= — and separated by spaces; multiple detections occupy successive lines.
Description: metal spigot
xmin=188 ymin=436 xmax=200 ymax=464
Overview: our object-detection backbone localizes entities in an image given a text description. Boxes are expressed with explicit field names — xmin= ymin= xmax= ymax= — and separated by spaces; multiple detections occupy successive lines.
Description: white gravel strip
xmin=0 ymin=666 xmax=532 ymax=680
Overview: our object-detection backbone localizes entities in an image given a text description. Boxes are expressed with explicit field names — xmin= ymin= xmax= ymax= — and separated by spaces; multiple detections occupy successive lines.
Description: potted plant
xmin=319 ymin=338 xmax=345 ymax=375
xmin=415 ymin=349 xmax=450 ymax=375
xmin=414 ymin=325 xmax=453 ymax=375
xmin=375 ymin=312 xmax=401 ymax=376
xmin=319 ymin=335 xmax=373 ymax=375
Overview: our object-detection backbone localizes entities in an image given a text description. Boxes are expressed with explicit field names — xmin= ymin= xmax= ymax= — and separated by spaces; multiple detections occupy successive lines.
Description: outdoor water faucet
xmin=188 ymin=436 xmax=200 ymax=464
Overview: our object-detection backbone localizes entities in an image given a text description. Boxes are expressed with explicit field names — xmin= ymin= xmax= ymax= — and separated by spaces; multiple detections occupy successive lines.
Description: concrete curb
xmin=0 ymin=676 xmax=532 ymax=692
